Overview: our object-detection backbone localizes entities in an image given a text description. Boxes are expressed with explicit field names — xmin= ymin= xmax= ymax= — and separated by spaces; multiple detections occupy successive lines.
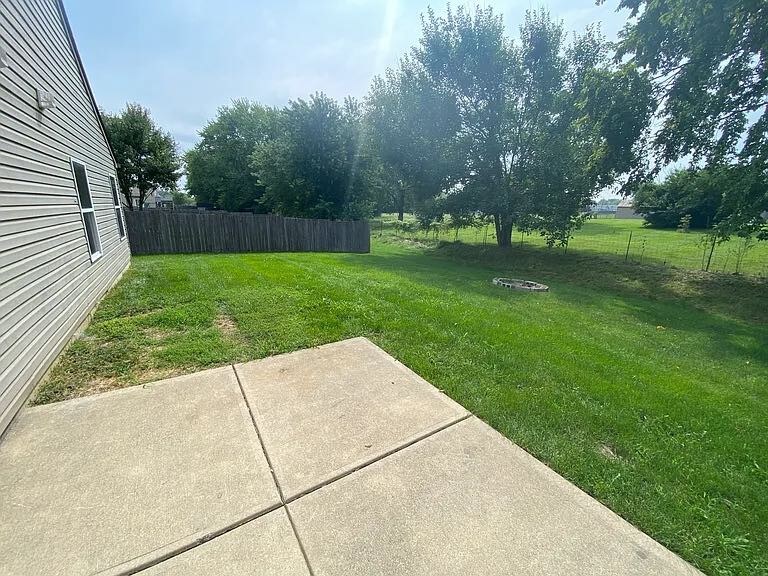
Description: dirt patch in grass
xmin=214 ymin=309 xmax=240 ymax=339
xmin=598 ymin=443 xmax=621 ymax=460
xmin=142 ymin=327 xmax=174 ymax=341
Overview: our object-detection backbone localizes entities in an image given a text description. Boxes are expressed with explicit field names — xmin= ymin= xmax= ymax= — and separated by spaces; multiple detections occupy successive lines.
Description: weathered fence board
xmin=124 ymin=211 xmax=370 ymax=255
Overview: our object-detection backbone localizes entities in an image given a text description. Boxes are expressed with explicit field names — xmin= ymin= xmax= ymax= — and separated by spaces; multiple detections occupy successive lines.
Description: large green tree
xmin=251 ymin=93 xmax=374 ymax=219
xmin=378 ymin=6 xmax=652 ymax=246
xmin=366 ymin=56 xmax=462 ymax=220
xmin=185 ymin=99 xmax=278 ymax=211
xmin=612 ymin=0 xmax=768 ymax=239
xmin=102 ymin=103 xmax=180 ymax=210
xmin=635 ymin=168 xmax=725 ymax=228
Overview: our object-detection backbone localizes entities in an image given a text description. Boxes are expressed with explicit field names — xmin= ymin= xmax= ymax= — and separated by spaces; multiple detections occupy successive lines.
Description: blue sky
xmin=66 ymin=0 xmax=630 ymax=152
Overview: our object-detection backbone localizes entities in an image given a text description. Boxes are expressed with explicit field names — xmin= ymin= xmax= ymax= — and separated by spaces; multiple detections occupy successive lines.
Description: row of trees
xmin=186 ymin=96 xmax=373 ymax=219
xmin=634 ymin=166 xmax=763 ymax=230
xmin=367 ymin=8 xmax=652 ymax=246
xmin=106 ymin=1 xmax=767 ymax=246
xmin=184 ymin=7 xmax=653 ymax=246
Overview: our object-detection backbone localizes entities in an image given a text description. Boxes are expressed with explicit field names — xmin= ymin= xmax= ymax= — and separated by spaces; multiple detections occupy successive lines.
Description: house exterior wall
xmin=615 ymin=207 xmax=643 ymax=219
xmin=0 ymin=0 xmax=130 ymax=434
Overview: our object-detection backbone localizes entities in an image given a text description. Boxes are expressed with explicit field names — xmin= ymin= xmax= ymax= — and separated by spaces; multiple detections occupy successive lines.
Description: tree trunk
xmin=494 ymin=214 xmax=513 ymax=247
xmin=121 ymin=188 xmax=134 ymax=211
xmin=396 ymin=188 xmax=405 ymax=221
xmin=705 ymin=235 xmax=717 ymax=271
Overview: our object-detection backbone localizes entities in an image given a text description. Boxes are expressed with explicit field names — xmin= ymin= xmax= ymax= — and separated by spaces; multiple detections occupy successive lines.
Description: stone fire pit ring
xmin=492 ymin=277 xmax=549 ymax=292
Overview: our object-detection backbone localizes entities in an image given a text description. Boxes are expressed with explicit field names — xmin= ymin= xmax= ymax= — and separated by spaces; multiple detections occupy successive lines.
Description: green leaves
xmin=251 ymin=93 xmax=374 ymax=220
xmin=614 ymin=0 xmax=768 ymax=240
xmin=185 ymin=99 xmax=278 ymax=211
xmin=102 ymin=103 xmax=181 ymax=210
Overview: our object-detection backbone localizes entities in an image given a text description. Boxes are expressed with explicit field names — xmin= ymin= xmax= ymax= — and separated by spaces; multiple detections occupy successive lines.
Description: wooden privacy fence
xmin=124 ymin=211 xmax=370 ymax=255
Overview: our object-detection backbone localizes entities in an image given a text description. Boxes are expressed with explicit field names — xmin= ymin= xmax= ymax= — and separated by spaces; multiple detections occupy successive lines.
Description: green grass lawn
xmin=375 ymin=215 xmax=768 ymax=277
xmin=35 ymin=238 xmax=767 ymax=576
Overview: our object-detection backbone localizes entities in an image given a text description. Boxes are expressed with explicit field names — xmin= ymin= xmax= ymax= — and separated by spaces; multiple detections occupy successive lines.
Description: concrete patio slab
xmin=139 ymin=508 xmax=309 ymax=575
xmin=235 ymin=337 xmax=468 ymax=500
xmin=0 ymin=367 xmax=280 ymax=576
xmin=289 ymin=416 xmax=702 ymax=576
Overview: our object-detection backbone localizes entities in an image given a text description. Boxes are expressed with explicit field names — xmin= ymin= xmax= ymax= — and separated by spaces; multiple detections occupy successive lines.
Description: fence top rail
xmin=126 ymin=210 xmax=367 ymax=223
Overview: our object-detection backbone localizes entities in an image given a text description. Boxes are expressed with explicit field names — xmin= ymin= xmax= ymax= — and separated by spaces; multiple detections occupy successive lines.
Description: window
xmin=71 ymin=160 xmax=102 ymax=262
xmin=109 ymin=176 xmax=126 ymax=240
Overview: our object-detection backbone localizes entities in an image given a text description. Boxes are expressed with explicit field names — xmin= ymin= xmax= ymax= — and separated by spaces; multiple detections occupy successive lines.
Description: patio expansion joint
xmin=104 ymin=504 xmax=284 ymax=576
xmin=283 ymin=411 xmax=473 ymax=505
xmin=232 ymin=364 xmax=317 ymax=576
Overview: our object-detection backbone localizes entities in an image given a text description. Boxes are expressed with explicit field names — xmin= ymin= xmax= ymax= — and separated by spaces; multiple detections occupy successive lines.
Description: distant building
xmin=127 ymin=188 xmax=175 ymax=209
xmin=615 ymin=197 xmax=642 ymax=219
xmin=589 ymin=203 xmax=618 ymax=215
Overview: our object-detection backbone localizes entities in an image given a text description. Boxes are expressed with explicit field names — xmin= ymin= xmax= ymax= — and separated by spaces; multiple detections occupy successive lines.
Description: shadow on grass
xmin=352 ymin=239 xmax=768 ymax=367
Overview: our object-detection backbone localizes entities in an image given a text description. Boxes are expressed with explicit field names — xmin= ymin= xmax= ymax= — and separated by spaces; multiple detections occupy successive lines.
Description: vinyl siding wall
xmin=0 ymin=0 xmax=130 ymax=433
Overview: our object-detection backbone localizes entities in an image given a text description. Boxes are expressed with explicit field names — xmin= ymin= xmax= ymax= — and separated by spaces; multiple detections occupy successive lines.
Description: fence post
xmin=624 ymin=231 xmax=633 ymax=262
xmin=705 ymin=236 xmax=716 ymax=271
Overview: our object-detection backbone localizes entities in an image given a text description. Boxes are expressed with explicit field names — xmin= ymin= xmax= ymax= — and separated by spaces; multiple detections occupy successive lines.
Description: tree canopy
xmin=185 ymin=99 xmax=278 ymax=211
xmin=635 ymin=168 xmax=725 ymax=228
xmin=251 ymin=93 xmax=375 ymax=220
xmin=366 ymin=55 xmax=461 ymax=221
xmin=102 ymin=103 xmax=180 ymax=210
xmin=612 ymin=0 xmax=768 ymax=239
xmin=368 ymin=6 xmax=653 ymax=246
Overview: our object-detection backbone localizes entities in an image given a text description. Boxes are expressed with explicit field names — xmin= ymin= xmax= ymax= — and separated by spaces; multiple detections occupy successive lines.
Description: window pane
xmin=84 ymin=211 xmax=101 ymax=256
xmin=72 ymin=162 xmax=92 ymax=209
xmin=115 ymin=206 xmax=125 ymax=238
xmin=109 ymin=176 xmax=120 ymax=206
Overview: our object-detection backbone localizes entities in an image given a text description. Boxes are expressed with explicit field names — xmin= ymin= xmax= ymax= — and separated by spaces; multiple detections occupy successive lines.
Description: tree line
xmin=103 ymin=1 xmax=767 ymax=247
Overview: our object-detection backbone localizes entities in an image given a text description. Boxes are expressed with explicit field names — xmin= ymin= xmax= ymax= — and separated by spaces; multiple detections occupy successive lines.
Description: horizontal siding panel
xmin=10 ymin=0 xmax=100 ymax=125
xmin=0 ymin=191 xmax=77 ymax=206
xmin=0 ymin=148 xmax=73 ymax=179
xmin=0 ymin=222 xmax=82 ymax=268
xmin=0 ymin=81 xmax=114 ymax=176
xmin=0 ymin=218 xmax=85 ymax=254
xmin=0 ymin=91 xmax=115 ymax=178
xmin=2 ymin=164 xmax=75 ymax=187
xmin=0 ymin=62 xmax=111 ymax=163
xmin=0 ymin=204 xmax=78 ymax=222
xmin=0 ymin=212 xmax=82 ymax=237
xmin=0 ymin=178 xmax=75 ymax=196
xmin=0 ymin=251 xmax=130 ymax=429
xmin=1 ymin=132 xmax=65 ymax=168
xmin=1 ymin=2 xmax=111 ymax=156
xmin=0 ymin=234 xmax=82 ymax=302
xmin=0 ymin=244 xmax=88 ymax=329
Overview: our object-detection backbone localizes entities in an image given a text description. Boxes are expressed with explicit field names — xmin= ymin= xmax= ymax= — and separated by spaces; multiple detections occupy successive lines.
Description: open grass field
xmin=35 ymin=238 xmax=768 ymax=576
xmin=374 ymin=215 xmax=768 ymax=277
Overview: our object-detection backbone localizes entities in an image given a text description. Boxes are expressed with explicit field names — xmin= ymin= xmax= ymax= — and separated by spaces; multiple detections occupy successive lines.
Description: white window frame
xmin=109 ymin=175 xmax=126 ymax=240
xmin=70 ymin=158 xmax=103 ymax=262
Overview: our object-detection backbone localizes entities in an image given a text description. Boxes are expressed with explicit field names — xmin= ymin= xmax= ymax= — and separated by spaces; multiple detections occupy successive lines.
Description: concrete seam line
xmin=103 ymin=503 xmax=284 ymax=576
xmin=232 ymin=364 xmax=317 ymax=576
xmin=232 ymin=364 xmax=286 ymax=501
xmin=284 ymin=412 xmax=473 ymax=505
